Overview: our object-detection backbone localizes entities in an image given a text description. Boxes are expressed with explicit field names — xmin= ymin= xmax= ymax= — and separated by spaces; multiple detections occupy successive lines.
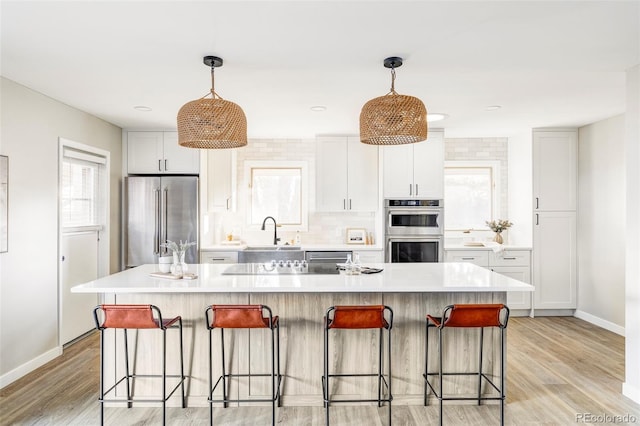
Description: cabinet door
xmin=412 ymin=131 xmax=444 ymax=198
xmin=346 ymin=136 xmax=379 ymax=211
xmin=201 ymin=251 xmax=238 ymax=264
xmin=207 ymin=149 xmax=234 ymax=211
xmin=353 ymin=250 xmax=384 ymax=263
xmin=445 ymin=250 xmax=489 ymax=267
xmin=533 ymin=211 xmax=577 ymax=309
xmin=492 ymin=266 xmax=531 ymax=310
xmin=162 ymin=132 xmax=200 ymax=174
xmin=127 ymin=131 xmax=163 ymax=174
xmin=316 ymin=136 xmax=348 ymax=211
xmin=533 ymin=130 xmax=577 ymax=211
xmin=382 ymin=144 xmax=413 ymax=197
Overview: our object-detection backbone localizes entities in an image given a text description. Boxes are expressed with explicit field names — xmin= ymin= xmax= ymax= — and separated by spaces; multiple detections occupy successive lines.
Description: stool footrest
xmin=423 ymin=372 xmax=503 ymax=401
xmin=209 ymin=373 xmax=282 ymax=405
xmin=101 ymin=374 xmax=186 ymax=404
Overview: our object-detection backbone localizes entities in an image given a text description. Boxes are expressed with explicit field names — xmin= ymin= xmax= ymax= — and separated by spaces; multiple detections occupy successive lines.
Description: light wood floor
xmin=1 ymin=317 xmax=639 ymax=425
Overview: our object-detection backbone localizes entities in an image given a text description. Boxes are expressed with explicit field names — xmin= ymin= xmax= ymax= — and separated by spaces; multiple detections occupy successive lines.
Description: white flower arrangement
xmin=161 ymin=239 xmax=196 ymax=254
xmin=485 ymin=219 xmax=513 ymax=233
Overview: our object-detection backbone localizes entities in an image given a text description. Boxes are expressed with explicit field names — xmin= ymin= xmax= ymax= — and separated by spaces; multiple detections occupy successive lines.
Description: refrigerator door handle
xmin=154 ymin=189 xmax=161 ymax=254
xmin=163 ymin=187 xmax=169 ymax=251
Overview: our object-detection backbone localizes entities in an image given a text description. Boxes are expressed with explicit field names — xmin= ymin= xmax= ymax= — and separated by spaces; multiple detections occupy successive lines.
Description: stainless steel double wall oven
xmin=384 ymin=199 xmax=444 ymax=263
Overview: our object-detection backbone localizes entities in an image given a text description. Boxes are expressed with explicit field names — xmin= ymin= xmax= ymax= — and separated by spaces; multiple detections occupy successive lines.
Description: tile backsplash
xmin=207 ymin=138 xmax=378 ymax=246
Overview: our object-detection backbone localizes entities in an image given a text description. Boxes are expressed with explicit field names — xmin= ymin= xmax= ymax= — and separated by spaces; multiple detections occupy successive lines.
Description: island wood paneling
xmin=106 ymin=291 xmax=504 ymax=407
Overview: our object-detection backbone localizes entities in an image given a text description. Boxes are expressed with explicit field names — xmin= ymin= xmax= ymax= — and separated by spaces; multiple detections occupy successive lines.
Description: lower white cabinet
xmin=353 ymin=250 xmax=384 ymax=263
xmin=445 ymin=248 xmax=532 ymax=311
xmin=201 ymin=250 xmax=238 ymax=264
xmin=533 ymin=211 xmax=577 ymax=309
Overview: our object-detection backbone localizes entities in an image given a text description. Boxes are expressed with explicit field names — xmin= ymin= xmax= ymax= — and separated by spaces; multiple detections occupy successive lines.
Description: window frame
xmin=443 ymin=160 xmax=501 ymax=231
xmin=243 ymin=160 xmax=309 ymax=231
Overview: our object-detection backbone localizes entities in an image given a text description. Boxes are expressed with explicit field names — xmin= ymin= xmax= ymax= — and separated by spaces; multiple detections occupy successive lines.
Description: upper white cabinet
xmin=533 ymin=130 xmax=577 ymax=211
xmin=382 ymin=130 xmax=444 ymax=198
xmin=127 ymin=131 xmax=199 ymax=174
xmin=316 ymin=136 xmax=379 ymax=212
xmin=206 ymin=148 xmax=236 ymax=212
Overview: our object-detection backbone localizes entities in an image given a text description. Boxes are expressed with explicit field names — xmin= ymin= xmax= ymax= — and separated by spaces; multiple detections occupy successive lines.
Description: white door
xmin=60 ymin=232 xmax=98 ymax=344
xmin=59 ymin=138 xmax=110 ymax=345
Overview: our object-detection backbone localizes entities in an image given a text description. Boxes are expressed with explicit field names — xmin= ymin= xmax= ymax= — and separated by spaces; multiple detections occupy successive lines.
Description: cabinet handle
xmin=409 ymin=184 xmax=412 ymax=196
xmin=226 ymin=198 xmax=230 ymax=210
xmin=164 ymin=159 xmax=168 ymax=171
xmin=416 ymin=184 xmax=419 ymax=196
xmin=158 ymin=159 xmax=162 ymax=172
xmin=503 ymin=257 xmax=517 ymax=260
xmin=209 ymin=258 xmax=226 ymax=261
xmin=536 ymin=197 xmax=539 ymax=209
xmin=461 ymin=257 xmax=475 ymax=260
xmin=536 ymin=214 xmax=539 ymax=225
xmin=343 ymin=199 xmax=346 ymax=210
xmin=349 ymin=199 xmax=352 ymax=210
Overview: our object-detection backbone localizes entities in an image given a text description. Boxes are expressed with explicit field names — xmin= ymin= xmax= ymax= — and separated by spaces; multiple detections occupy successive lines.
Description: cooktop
xmin=222 ymin=261 xmax=340 ymax=275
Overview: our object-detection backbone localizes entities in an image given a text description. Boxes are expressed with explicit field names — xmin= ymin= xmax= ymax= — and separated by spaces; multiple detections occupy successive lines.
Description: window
xmin=60 ymin=147 xmax=106 ymax=230
xmin=444 ymin=161 xmax=500 ymax=230
xmin=245 ymin=161 xmax=308 ymax=229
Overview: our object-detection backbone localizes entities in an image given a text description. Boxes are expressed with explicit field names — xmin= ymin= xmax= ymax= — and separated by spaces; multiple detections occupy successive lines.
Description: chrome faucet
xmin=261 ymin=216 xmax=280 ymax=245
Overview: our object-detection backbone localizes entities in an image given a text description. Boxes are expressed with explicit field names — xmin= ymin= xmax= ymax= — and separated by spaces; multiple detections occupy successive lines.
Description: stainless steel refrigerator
xmin=125 ymin=176 xmax=199 ymax=267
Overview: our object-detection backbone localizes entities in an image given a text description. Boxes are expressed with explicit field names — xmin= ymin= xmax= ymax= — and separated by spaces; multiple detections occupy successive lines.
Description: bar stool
xmin=323 ymin=305 xmax=394 ymax=426
xmin=205 ymin=304 xmax=282 ymax=425
xmin=423 ymin=304 xmax=510 ymax=426
xmin=92 ymin=304 xmax=186 ymax=426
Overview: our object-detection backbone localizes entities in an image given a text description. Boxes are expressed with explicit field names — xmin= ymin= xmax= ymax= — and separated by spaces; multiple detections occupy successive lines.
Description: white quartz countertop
xmin=71 ymin=263 xmax=534 ymax=294
xmin=201 ymin=243 xmax=383 ymax=251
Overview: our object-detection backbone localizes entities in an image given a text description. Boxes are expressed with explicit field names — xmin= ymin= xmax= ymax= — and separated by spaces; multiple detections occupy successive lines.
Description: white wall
xmin=576 ymin=116 xmax=626 ymax=331
xmin=623 ymin=64 xmax=640 ymax=404
xmin=0 ymin=77 xmax=122 ymax=387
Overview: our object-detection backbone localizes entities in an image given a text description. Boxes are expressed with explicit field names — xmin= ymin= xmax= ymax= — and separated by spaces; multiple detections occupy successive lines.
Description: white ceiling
xmin=1 ymin=1 xmax=638 ymax=139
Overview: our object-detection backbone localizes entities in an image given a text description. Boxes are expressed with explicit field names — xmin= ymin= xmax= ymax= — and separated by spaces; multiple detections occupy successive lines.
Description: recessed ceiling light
xmin=310 ymin=105 xmax=327 ymax=112
xmin=485 ymin=105 xmax=502 ymax=111
xmin=427 ymin=113 xmax=449 ymax=122
xmin=133 ymin=105 xmax=152 ymax=112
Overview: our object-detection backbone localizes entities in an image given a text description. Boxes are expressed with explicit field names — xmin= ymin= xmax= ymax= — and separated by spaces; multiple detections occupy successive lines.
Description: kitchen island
xmin=72 ymin=262 xmax=533 ymax=407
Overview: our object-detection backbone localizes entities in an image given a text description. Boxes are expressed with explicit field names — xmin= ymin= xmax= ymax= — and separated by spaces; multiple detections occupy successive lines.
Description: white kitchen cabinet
xmin=206 ymin=149 xmax=236 ymax=211
xmin=201 ymin=250 xmax=238 ymax=264
xmin=353 ymin=250 xmax=384 ymax=263
xmin=445 ymin=248 xmax=532 ymax=311
xmin=316 ymin=136 xmax=378 ymax=212
xmin=127 ymin=131 xmax=199 ymax=174
xmin=532 ymin=129 xmax=577 ymax=312
xmin=445 ymin=250 xmax=489 ymax=267
xmin=533 ymin=211 xmax=577 ymax=309
xmin=382 ymin=130 xmax=444 ymax=199
xmin=533 ymin=130 xmax=577 ymax=211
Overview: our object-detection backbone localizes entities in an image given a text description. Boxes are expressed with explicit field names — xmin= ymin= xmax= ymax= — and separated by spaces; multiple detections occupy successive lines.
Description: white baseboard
xmin=623 ymin=382 xmax=640 ymax=404
xmin=0 ymin=346 xmax=62 ymax=389
xmin=574 ymin=310 xmax=625 ymax=336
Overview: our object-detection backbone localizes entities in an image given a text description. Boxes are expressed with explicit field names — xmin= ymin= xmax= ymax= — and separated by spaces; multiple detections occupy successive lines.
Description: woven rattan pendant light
xmin=360 ymin=57 xmax=427 ymax=145
xmin=177 ymin=56 xmax=247 ymax=149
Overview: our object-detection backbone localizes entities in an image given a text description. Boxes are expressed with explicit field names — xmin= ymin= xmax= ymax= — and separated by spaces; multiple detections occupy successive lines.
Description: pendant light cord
xmin=389 ymin=67 xmax=397 ymax=95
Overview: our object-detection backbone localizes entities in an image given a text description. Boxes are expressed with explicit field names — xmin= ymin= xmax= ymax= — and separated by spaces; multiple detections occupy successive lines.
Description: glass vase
xmin=171 ymin=251 xmax=187 ymax=276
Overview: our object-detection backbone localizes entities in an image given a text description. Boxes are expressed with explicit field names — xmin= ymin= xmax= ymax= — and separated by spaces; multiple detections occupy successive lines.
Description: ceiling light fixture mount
xmin=360 ymin=56 xmax=427 ymax=145
xmin=177 ymin=55 xmax=247 ymax=149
